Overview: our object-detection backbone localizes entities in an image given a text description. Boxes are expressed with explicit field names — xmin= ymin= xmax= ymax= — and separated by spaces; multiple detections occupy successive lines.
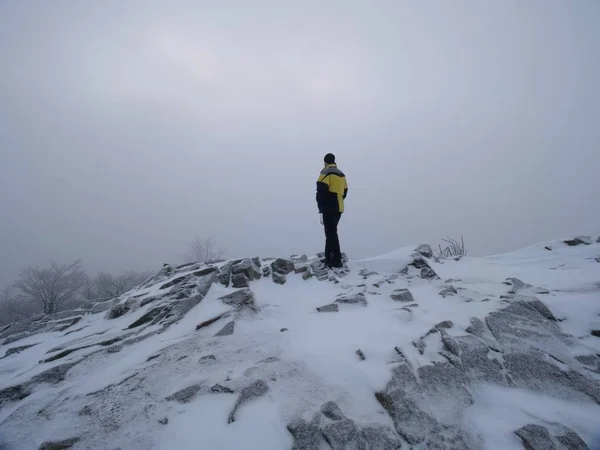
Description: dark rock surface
xmin=165 ymin=384 xmax=203 ymax=403
xmin=439 ymin=286 xmax=458 ymax=297
xmin=219 ymin=289 xmax=257 ymax=312
xmin=390 ymin=288 xmax=414 ymax=302
xmin=227 ymin=380 xmax=268 ymax=423
xmin=215 ymin=321 xmax=235 ymax=337
xmin=37 ymin=437 xmax=80 ymax=450
xmin=273 ymin=272 xmax=287 ymax=285
xmin=271 ymin=258 xmax=295 ymax=275
xmin=288 ymin=417 xmax=321 ymax=450
xmin=322 ymin=418 xmax=367 ymax=450
xmin=335 ymin=292 xmax=367 ymax=306
xmin=317 ymin=304 xmax=339 ymax=313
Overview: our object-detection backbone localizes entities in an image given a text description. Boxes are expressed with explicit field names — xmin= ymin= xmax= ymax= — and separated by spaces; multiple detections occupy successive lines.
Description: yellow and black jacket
xmin=316 ymin=164 xmax=348 ymax=214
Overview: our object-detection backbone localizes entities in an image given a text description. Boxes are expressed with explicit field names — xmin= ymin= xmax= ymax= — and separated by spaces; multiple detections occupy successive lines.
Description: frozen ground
xmin=1 ymin=237 xmax=599 ymax=449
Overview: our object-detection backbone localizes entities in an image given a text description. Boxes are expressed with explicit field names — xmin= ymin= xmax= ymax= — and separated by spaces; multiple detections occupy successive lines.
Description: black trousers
xmin=323 ymin=212 xmax=342 ymax=264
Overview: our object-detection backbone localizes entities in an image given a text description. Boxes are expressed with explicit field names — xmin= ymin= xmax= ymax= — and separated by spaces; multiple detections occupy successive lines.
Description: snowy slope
xmin=1 ymin=238 xmax=600 ymax=450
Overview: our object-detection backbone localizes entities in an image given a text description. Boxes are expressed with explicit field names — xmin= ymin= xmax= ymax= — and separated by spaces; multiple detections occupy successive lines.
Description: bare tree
xmin=184 ymin=237 xmax=225 ymax=263
xmin=93 ymin=270 xmax=151 ymax=299
xmin=436 ymin=237 xmax=468 ymax=258
xmin=13 ymin=259 xmax=86 ymax=315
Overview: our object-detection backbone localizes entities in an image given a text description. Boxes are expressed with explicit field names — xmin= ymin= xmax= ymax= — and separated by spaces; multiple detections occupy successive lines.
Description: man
xmin=316 ymin=153 xmax=348 ymax=268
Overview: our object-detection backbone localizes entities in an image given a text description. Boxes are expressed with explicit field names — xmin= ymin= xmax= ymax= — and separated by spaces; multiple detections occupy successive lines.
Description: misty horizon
xmin=1 ymin=0 xmax=599 ymax=289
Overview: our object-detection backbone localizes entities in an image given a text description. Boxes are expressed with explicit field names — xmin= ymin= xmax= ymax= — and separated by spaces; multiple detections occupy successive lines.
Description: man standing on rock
xmin=316 ymin=153 xmax=348 ymax=268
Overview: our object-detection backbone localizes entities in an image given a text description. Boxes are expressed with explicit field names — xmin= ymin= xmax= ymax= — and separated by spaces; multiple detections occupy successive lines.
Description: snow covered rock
xmin=271 ymin=258 xmax=295 ymax=275
xmin=231 ymin=272 xmax=249 ymax=288
xmin=273 ymin=272 xmax=287 ymax=285
xmin=215 ymin=321 xmax=235 ymax=337
xmin=415 ymin=244 xmax=434 ymax=258
xmin=287 ymin=417 xmax=321 ymax=450
xmin=335 ymin=292 xmax=367 ymax=306
xmin=439 ymin=285 xmax=458 ymax=297
xmin=165 ymin=384 xmax=203 ymax=403
xmin=219 ymin=288 xmax=257 ymax=312
xmin=232 ymin=258 xmax=262 ymax=281
xmin=564 ymin=236 xmax=593 ymax=246
xmin=2 ymin=242 xmax=600 ymax=449
xmin=227 ymin=380 xmax=268 ymax=423
xmin=390 ymin=288 xmax=414 ymax=302
xmin=316 ymin=304 xmax=338 ymax=313
xmin=420 ymin=266 xmax=439 ymax=280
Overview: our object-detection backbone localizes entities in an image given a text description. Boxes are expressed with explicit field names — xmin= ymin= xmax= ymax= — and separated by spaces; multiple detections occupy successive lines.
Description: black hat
xmin=324 ymin=153 xmax=336 ymax=164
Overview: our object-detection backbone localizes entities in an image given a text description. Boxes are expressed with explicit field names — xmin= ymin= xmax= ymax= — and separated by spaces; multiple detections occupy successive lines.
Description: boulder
xmin=273 ymin=272 xmax=287 ymax=285
xmin=322 ymin=419 xmax=368 ymax=450
xmin=288 ymin=417 xmax=321 ymax=450
xmin=232 ymin=258 xmax=261 ymax=281
xmin=231 ymin=272 xmax=249 ymax=288
xmin=390 ymin=289 xmax=414 ymax=303
xmin=294 ymin=264 xmax=308 ymax=274
xmin=271 ymin=258 xmax=295 ymax=275
xmin=592 ymin=330 xmax=600 ymax=338
xmin=165 ymin=384 xmax=203 ymax=403
xmin=317 ymin=304 xmax=339 ymax=313
xmin=555 ymin=427 xmax=589 ymax=450
xmin=218 ymin=261 xmax=233 ymax=286
xmin=415 ymin=244 xmax=433 ymax=258
xmin=420 ymin=267 xmax=439 ymax=280
xmin=302 ymin=271 xmax=313 ymax=280
xmin=439 ymin=286 xmax=458 ymax=297
xmin=515 ymin=424 xmax=558 ymax=450
xmin=361 ymin=427 xmax=402 ymax=450
xmin=227 ymin=380 xmax=269 ymax=423
xmin=215 ymin=321 xmax=235 ymax=337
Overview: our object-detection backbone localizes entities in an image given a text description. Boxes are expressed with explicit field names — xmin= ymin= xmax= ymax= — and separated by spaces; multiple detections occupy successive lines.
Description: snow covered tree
xmin=13 ymin=259 xmax=86 ymax=315
xmin=184 ymin=237 xmax=225 ymax=263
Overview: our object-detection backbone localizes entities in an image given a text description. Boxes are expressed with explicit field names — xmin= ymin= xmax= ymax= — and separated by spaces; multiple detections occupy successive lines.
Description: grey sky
xmin=1 ymin=0 xmax=599 ymax=287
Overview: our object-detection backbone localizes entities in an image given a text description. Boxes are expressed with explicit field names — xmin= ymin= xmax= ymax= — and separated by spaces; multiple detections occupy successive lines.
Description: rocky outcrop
xmin=415 ymin=244 xmax=434 ymax=258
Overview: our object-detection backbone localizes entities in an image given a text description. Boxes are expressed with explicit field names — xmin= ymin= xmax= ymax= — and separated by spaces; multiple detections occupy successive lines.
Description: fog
xmin=1 ymin=0 xmax=599 ymax=288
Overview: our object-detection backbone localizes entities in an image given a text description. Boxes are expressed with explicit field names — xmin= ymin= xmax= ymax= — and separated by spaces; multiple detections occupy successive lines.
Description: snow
xmin=1 ymin=238 xmax=600 ymax=449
